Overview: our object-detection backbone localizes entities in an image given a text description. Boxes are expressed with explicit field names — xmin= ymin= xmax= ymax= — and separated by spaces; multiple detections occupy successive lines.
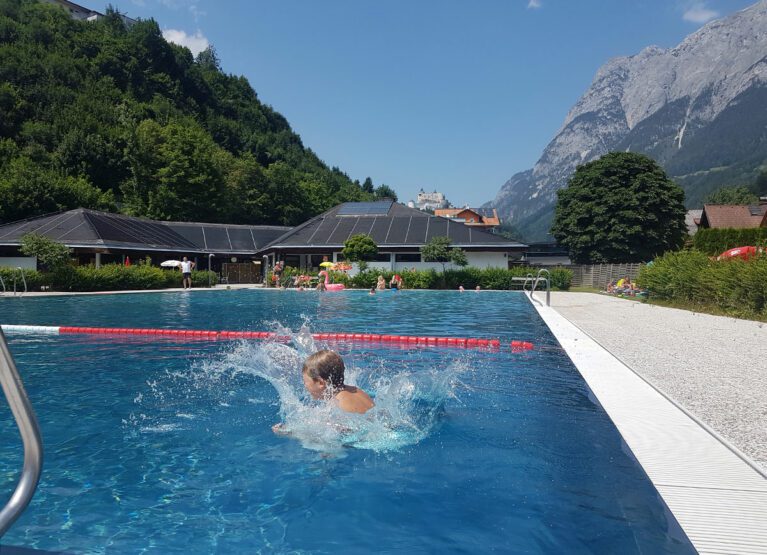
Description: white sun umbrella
xmin=160 ymin=260 xmax=182 ymax=268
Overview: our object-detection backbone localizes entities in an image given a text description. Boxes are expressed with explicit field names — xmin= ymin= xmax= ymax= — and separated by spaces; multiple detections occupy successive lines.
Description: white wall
xmin=465 ymin=252 xmax=508 ymax=269
xmin=0 ymin=257 xmax=37 ymax=270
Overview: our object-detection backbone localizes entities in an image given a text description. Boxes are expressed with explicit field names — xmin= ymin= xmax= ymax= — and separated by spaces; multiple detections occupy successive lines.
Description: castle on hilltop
xmin=407 ymin=189 xmax=451 ymax=212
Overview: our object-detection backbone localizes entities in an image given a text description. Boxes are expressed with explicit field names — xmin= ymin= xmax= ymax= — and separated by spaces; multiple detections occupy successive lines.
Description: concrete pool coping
xmin=529 ymin=294 xmax=767 ymax=555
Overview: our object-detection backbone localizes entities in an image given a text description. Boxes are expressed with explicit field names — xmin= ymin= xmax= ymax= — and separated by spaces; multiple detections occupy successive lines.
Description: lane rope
xmin=1 ymin=324 xmax=535 ymax=351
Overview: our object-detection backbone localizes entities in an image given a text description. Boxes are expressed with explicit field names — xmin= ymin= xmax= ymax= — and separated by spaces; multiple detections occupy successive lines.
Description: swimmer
xmin=475 ymin=285 xmax=480 ymax=292
xmin=376 ymin=275 xmax=386 ymax=290
xmin=459 ymin=285 xmax=464 ymax=292
xmin=369 ymin=287 xmax=376 ymax=295
xmin=273 ymin=350 xmax=374 ymax=434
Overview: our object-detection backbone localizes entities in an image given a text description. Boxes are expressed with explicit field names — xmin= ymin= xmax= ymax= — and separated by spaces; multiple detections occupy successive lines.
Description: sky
xmin=112 ymin=0 xmax=758 ymax=207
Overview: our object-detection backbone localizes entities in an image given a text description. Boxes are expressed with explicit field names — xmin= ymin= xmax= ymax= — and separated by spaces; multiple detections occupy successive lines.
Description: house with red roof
xmin=697 ymin=203 xmax=767 ymax=229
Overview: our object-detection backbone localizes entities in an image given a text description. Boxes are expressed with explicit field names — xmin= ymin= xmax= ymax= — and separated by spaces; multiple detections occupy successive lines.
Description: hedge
xmin=0 ymin=267 xmax=45 ymax=292
xmin=1 ymin=264 xmax=216 ymax=292
xmin=692 ymin=228 xmax=767 ymax=256
xmin=637 ymin=250 xmax=767 ymax=318
xmin=274 ymin=266 xmax=572 ymax=291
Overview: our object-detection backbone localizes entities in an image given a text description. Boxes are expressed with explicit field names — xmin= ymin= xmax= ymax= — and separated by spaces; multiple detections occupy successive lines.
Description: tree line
xmin=0 ymin=0 xmax=394 ymax=225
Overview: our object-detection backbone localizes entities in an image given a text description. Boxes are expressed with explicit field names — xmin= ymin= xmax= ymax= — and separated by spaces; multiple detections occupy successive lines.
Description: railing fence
xmin=564 ymin=263 xmax=644 ymax=289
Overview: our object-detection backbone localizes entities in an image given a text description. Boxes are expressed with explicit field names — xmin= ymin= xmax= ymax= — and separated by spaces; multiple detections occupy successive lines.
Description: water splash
xmin=207 ymin=324 xmax=465 ymax=453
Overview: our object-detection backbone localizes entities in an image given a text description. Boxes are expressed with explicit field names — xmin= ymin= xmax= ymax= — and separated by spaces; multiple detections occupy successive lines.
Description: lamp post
xmin=262 ymin=255 xmax=269 ymax=287
xmin=208 ymin=254 xmax=214 ymax=288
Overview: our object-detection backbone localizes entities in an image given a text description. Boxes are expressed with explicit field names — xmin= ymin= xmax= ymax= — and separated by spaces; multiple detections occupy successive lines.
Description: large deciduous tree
xmin=551 ymin=152 xmax=687 ymax=263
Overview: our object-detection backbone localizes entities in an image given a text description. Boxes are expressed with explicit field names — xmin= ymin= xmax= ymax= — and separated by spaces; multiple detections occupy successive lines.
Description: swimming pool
xmin=0 ymin=290 xmax=695 ymax=553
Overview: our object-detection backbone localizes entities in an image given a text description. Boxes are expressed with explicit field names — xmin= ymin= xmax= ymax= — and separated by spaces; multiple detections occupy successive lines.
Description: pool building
xmin=0 ymin=201 xmax=527 ymax=277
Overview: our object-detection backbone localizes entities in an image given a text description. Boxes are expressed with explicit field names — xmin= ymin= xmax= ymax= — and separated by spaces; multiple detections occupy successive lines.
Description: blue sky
xmin=116 ymin=0 xmax=757 ymax=207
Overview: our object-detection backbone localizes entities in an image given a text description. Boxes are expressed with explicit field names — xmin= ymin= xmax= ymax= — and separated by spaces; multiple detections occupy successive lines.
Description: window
xmin=284 ymin=255 xmax=301 ymax=268
xmin=394 ymin=253 xmax=421 ymax=263
xmin=373 ymin=253 xmax=391 ymax=262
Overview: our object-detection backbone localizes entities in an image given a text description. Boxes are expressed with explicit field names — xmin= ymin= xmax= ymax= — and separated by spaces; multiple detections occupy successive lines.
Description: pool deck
xmin=532 ymin=291 xmax=767 ymax=555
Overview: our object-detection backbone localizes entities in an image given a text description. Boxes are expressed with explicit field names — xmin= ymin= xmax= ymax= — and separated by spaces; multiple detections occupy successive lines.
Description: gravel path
xmin=549 ymin=292 xmax=767 ymax=470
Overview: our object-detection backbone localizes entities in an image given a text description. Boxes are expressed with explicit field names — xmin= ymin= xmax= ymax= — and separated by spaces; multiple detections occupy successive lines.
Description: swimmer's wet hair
xmin=303 ymin=350 xmax=345 ymax=388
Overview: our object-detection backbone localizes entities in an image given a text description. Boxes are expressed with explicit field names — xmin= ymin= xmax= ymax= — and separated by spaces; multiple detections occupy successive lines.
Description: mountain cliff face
xmin=492 ymin=0 xmax=767 ymax=241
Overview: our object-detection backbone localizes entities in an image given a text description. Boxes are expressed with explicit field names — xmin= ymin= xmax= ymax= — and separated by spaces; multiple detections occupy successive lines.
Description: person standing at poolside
xmin=180 ymin=256 xmax=195 ymax=289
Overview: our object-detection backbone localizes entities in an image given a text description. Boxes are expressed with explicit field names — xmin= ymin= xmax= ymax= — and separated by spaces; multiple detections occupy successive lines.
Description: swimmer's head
xmin=302 ymin=350 xmax=345 ymax=398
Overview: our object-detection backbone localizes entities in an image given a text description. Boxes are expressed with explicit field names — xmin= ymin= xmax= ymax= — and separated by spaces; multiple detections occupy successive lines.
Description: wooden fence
xmin=564 ymin=263 xmax=644 ymax=289
xmin=221 ymin=262 xmax=263 ymax=284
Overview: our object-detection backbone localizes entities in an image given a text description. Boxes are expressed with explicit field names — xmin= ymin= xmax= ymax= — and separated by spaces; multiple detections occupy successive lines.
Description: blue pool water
xmin=0 ymin=290 xmax=694 ymax=553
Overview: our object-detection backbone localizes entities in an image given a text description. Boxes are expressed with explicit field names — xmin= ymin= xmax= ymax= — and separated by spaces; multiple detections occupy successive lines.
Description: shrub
xmin=692 ymin=228 xmax=767 ymax=256
xmin=637 ymin=249 xmax=767 ymax=318
xmin=44 ymin=264 xmax=216 ymax=291
xmin=19 ymin=233 xmax=71 ymax=271
xmin=0 ymin=267 xmax=45 ymax=292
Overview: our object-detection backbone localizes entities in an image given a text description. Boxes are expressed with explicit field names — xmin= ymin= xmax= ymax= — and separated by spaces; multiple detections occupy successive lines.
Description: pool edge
xmin=529 ymin=295 xmax=767 ymax=555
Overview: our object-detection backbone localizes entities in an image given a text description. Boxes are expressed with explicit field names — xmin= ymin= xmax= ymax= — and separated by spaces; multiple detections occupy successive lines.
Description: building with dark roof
xmin=0 ymin=209 xmax=290 ymax=274
xmin=260 ymin=200 xmax=527 ymax=272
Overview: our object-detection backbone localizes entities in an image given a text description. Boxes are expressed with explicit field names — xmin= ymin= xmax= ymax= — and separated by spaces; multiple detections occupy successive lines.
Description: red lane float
xmin=52 ymin=326 xmax=520 ymax=350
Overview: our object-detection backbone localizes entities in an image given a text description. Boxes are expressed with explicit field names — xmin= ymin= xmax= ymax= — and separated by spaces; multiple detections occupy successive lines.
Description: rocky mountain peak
xmin=491 ymin=0 xmax=767 ymax=241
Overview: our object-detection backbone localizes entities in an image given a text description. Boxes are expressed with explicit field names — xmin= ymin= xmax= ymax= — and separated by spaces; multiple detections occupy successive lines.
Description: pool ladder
xmin=0 ymin=268 xmax=27 ymax=297
xmin=0 ymin=328 xmax=43 ymax=537
xmin=525 ymin=269 xmax=551 ymax=307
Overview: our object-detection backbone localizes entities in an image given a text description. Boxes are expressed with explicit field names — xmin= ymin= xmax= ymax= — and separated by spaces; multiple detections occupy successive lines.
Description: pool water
xmin=0 ymin=290 xmax=695 ymax=553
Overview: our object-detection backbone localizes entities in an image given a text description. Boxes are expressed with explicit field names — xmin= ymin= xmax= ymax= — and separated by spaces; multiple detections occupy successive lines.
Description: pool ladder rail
xmin=0 ymin=268 xmax=27 ymax=297
xmin=0 ymin=327 xmax=43 ymax=537
xmin=513 ymin=269 xmax=551 ymax=306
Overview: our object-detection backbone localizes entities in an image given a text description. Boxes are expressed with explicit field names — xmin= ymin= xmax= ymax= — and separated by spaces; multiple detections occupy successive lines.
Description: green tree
xmin=0 ymin=1 xmax=371 ymax=226
xmin=421 ymin=236 xmax=468 ymax=271
xmin=342 ymin=234 xmax=378 ymax=267
xmin=375 ymin=184 xmax=397 ymax=201
xmin=19 ymin=232 xmax=71 ymax=270
xmin=0 ymin=156 xmax=114 ymax=222
xmin=752 ymin=170 xmax=767 ymax=197
xmin=361 ymin=177 xmax=374 ymax=194
xmin=551 ymin=152 xmax=687 ymax=263
xmin=704 ymin=185 xmax=759 ymax=205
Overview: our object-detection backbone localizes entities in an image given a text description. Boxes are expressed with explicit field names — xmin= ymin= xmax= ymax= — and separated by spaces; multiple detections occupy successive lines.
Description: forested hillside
xmin=0 ymin=0 xmax=381 ymax=225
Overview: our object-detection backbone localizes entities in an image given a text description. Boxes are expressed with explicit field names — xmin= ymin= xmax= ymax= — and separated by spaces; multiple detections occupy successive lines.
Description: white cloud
xmin=682 ymin=2 xmax=719 ymax=23
xmin=162 ymin=28 xmax=209 ymax=56
xmin=527 ymin=0 xmax=542 ymax=8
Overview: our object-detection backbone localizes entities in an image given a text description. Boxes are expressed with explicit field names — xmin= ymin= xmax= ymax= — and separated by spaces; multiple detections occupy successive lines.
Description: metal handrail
xmin=16 ymin=268 xmax=27 ymax=297
xmin=530 ymin=268 xmax=551 ymax=306
xmin=0 ymin=328 xmax=43 ymax=536
xmin=0 ymin=275 xmax=5 ymax=296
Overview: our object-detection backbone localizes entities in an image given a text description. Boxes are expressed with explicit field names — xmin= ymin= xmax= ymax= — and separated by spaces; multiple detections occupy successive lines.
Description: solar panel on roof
xmin=336 ymin=201 xmax=393 ymax=216
xmin=203 ymin=227 xmax=231 ymax=251
xmin=385 ymin=217 xmax=410 ymax=243
xmin=426 ymin=217 xmax=448 ymax=241
xmin=748 ymin=205 xmax=763 ymax=216
xmin=406 ymin=217 xmax=428 ymax=244
xmin=228 ymin=228 xmax=255 ymax=251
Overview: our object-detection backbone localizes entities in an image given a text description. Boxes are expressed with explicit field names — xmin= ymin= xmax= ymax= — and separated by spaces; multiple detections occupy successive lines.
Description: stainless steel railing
xmin=530 ymin=268 xmax=551 ymax=306
xmin=12 ymin=268 xmax=27 ymax=297
xmin=0 ymin=327 xmax=43 ymax=537
xmin=0 ymin=275 xmax=5 ymax=296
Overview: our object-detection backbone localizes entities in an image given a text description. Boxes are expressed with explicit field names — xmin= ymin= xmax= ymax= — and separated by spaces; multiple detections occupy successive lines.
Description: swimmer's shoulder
xmin=336 ymin=387 xmax=375 ymax=414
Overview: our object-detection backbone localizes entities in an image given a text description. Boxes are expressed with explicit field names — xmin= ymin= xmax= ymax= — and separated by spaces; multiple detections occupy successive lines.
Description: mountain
xmin=0 ymin=0 xmax=375 ymax=225
xmin=490 ymin=0 xmax=767 ymax=241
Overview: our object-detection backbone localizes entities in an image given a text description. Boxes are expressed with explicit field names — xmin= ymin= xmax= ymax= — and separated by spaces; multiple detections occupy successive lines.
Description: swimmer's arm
xmin=272 ymin=423 xmax=292 ymax=436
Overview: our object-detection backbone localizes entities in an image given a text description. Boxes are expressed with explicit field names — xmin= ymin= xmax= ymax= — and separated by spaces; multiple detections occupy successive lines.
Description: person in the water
xmin=273 ymin=350 xmax=374 ymax=434
xmin=302 ymin=350 xmax=374 ymax=413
